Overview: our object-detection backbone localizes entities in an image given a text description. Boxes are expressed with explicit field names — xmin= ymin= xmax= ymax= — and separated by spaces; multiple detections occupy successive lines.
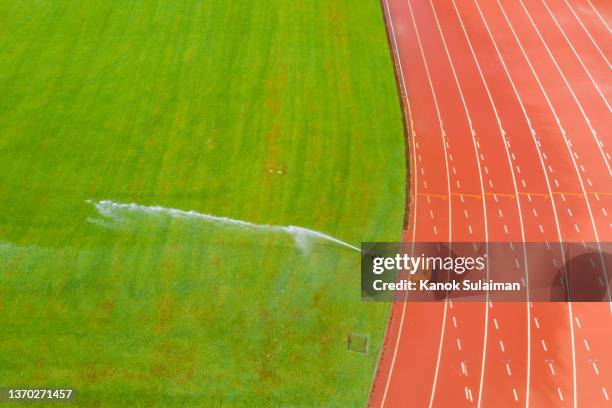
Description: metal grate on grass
xmin=347 ymin=333 xmax=368 ymax=353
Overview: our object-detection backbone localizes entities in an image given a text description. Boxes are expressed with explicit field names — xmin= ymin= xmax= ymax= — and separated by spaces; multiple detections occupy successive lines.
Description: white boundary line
xmin=403 ymin=1 xmax=455 ymax=406
xmin=377 ymin=0 xmax=415 ymax=402
xmin=425 ymin=0 xmax=490 ymax=406
xmin=377 ymin=1 xmax=451 ymax=406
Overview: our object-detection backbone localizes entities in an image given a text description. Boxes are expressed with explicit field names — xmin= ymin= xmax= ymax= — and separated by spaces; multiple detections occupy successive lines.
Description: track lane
xmin=560 ymin=0 xmax=612 ymax=69
xmin=408 ymin=1 xmax=488 ymax=405
xmin=376 ymin=0 xmax=456 ymax=403
xmin=536 ymin=0 xmax=611 ymax=108
xmin=368 ymin=1 xmax=447 ymax=405
xmin=584 ymin=0 xmax=612 ymax=35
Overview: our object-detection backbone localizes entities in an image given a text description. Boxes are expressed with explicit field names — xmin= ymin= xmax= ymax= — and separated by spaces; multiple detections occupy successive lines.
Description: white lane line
xmin=513 ymin=388 xmax=519 ymax=402
xmin=561 ymin=0 xmax=611 ymax=68
xmin=376 ymin=3 xmax=422 ymax=405
xmin=539 ymin=0 xmax=611 ymax=110
xmin=455 ymin=1 xmax=535 ymax=405
xmin=583 ymin=339 xmax=590 ymax=351
xmin=586 ymin=0 xmax=612 ymax=35
xmin=603 ymin=387 xmax=609 ymax=401
xmin=517 ymin=0 xmax=612 ymax=176
xmin=548 ymin=361 xmax=556 ymax=375
xmin=405 ymin=2 xmax=465 ymax=407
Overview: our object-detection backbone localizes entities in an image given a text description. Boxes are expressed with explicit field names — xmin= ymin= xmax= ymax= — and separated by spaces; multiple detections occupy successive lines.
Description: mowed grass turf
xmin=0 ymin=1 xmax=405 ymax=406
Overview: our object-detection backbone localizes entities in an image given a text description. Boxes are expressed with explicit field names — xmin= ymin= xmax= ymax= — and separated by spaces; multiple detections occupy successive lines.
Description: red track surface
xmin=369 ymin=0 xmax=611 ymax=406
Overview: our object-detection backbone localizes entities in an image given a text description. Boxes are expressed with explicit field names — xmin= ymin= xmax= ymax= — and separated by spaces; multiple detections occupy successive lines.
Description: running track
xmin=369 ymin=0 xmax=611 ymax=406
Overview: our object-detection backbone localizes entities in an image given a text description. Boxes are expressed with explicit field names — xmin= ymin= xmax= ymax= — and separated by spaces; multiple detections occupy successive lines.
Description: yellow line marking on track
xmin=417 ymin=191 xmax=612 ymax=200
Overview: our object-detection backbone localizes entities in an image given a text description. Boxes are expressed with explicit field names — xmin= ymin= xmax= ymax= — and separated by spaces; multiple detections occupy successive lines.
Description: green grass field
xmin=0 ymin=1 xmax=404 ymax=406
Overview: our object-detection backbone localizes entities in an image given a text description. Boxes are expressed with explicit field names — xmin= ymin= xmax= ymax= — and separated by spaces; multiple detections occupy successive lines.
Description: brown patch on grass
xmin=263 ymin=122 xmax=287 ymax=179
xmin=155 ymin=294 xmax=175 ymax=333
xmin=101 ymin=300 xmax=115 ymax=312
xmin=256 ymin=312 xmax=282 ymax=390
xmin=262 ymin=65 xmax=289 ymax=180
xmin=80 ymin=362 xmax=114 ymax=383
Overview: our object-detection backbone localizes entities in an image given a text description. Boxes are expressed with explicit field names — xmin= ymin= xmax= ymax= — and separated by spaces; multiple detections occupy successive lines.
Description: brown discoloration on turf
xmin=101 ymin=300 xmax=115 ymax=313
xmin=80 ymin=363 xmax=114 ymax=383
xmin=262 ymin=65 xmax=288 ymax=180
xmin=155 ymin=293 xmax=175 ymax=333
xmin=263 ymin=122 xmax=287 ymax=179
